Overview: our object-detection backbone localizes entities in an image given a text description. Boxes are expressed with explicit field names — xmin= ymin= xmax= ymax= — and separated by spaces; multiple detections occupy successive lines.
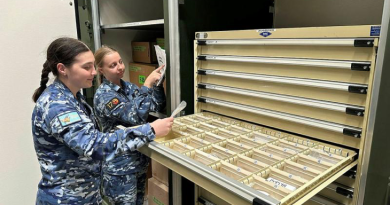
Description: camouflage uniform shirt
xmin=32 ymin=79 xmax=155 ymax=204
xmin=94 ymin=78 xmax=165 ymax=175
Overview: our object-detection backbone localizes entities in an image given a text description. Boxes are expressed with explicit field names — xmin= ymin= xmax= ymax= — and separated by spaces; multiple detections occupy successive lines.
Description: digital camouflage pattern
xmin=32 ymin=79 xmax=155 ymax=204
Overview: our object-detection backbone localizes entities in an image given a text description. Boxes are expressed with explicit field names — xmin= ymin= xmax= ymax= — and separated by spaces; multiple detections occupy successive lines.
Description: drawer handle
xmin=198 ymin=97 xmax=362 ymax=138
xmin=197 ymin=69 xmax=368 ymax=94
xmin=198 ymin=83 xmax=365 ymax=116
xmin=197 ymin=38 xmax=375 ymax=48
xmin=197 ymin=54 xmax=371 ymax=71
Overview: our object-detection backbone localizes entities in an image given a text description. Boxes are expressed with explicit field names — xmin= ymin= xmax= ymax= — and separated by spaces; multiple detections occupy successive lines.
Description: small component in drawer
xmin=266 ymin=177 xmax=297 ymax=191
xmin=162 ymin=140 xmax=194 ymax=153
xmin=157 ymin=129 xmax=189 ymax=142
xmin=275 ymin=161 xmax=322 ymax=181
xmin=225 ymin=125 xmax=252 ymax=135
xmin=283 ymin=135 xmax=317 ymax=148
xmin=272 ymin=139 xmax=309 ymax=153
xmin=258 ymin=167 xmax=307 ymax=192
xmin=176 ymin=136 xmax=211 ymax=148
xmin=184 ymin=149 xmax=220 ymax=165
xmin=234 ymin=121 xmax=263 ymax=132
xmin=172 ymin=120 xmax=186 ymax=128
xmin=187 ymin=113 xmax=214 ymax=122
xmin=208 ymin=120 xmax=231 ymax=128
xmin=195 ymin=132 xmax=225 ymax=143
xmin=193 ymin=122 xmax=219 ymax=132
xmin=291 ymin=154 xmax=333 ymax=172
xmin=216 ymin=139 xmax=252 ymax=154
xmin=210 ymin=161 xmax=252 ymax=181
xmin=227 ymin=154 xmax=269 ymax=173
xmin=305 ymin=149 xmax=345 ymax=165
xmin=177 ymin=125 xmax=205 ymax=135
xmin=230 ymin=136 xmax=264 ymax=148
xmin=244 ymin=149 xmax=284 ymax=166
xmin=259 ymin=144 xmax=296 ymax=159
xmin=174 ymin=117 xmax=198 ymax=125
xmin=246 ymin=175 xmax=292 ymax=200
xmin=199 ymin=144 xmax=236 ymax=159
xmin=246 ymin=131 xmax=278 ymax=143
xmin=212 ymin=128 xmax=241 ymax=139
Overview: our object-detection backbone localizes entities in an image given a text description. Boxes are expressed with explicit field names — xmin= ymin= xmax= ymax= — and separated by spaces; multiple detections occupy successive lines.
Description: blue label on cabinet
xmin=260 ymin=31 xmax=272 ymax=37
xmin=370 ymin=26 xmax=381 ymax=36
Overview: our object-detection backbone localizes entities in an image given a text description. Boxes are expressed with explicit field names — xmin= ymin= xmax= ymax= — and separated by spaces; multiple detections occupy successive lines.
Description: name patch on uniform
xmin=58 ymin=112 xmax=81 ymax=127
xmin=106 ymin=97 xmax=120 ymax=111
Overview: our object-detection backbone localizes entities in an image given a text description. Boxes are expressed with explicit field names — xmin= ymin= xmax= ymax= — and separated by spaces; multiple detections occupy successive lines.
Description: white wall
xmin=0 ymin=1 xmax=77 ymax=204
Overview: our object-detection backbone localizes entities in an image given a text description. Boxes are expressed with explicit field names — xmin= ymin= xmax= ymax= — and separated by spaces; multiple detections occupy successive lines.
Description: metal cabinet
xmin=139 ymin=25 xmax=389 ymax=205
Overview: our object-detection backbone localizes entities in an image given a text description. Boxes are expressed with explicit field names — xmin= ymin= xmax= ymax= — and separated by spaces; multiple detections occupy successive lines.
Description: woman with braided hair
xmin=31 ymin=37 xmax=173 ymax=204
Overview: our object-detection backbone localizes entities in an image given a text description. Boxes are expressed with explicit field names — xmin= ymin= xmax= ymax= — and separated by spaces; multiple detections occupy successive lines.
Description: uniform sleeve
xmin=137 ymin=84 xmax=166 ymax=113
xmin=47 ymin=104 xmax=155 ymax=161
xmin=95 ymin=90 xmax=149 ymax=125
xmin=150 ymin=84 xmax=166 ymax=112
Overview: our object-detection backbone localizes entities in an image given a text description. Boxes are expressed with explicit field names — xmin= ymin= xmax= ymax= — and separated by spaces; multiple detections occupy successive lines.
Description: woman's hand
xmin=144 ymin=65 xmax=164 ymax=88
xmin=150 ymin=117 xmax=173 ymax=137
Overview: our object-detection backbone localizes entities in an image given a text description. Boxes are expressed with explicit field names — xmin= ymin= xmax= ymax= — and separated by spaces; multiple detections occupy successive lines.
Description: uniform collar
xmin=53 ymin=78 xmax=84 ymax=101
xmin=102 ymin=78 xmax=126 ymax=92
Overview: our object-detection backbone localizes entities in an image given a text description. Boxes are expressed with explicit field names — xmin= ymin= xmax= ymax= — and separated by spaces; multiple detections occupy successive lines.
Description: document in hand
xmin=154 ymin=45 xmax=166 ymax=86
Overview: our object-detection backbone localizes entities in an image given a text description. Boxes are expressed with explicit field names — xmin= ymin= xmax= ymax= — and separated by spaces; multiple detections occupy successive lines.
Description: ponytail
xmin=32 ymin=61 xmax=52 ymax=102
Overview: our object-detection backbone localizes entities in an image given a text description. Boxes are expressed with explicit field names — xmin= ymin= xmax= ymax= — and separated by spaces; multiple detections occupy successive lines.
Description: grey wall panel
xmin=275 ymin=0 xmax=384 ymax=28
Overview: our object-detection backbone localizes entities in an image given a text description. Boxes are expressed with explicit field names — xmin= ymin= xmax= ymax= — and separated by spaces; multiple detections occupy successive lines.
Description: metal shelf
xmin=101 ymin=19 xmax=164 ymax=30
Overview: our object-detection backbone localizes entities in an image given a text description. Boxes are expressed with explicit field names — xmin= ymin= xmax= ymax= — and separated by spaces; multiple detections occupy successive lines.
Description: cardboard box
xmin=156 ymin=38 xmax=165 ymax=49
xmin=152 ymin=159 xmax=169 ymax=186
xmin=148 ymin=177 xmax=169 ymax=205
xmin=132 ymin=42 xmax=157 ymax=63
xmin=129 ymin=63 xmax=167 ymax=94
xmin=129 ymin=63 xmax=158 ymax=88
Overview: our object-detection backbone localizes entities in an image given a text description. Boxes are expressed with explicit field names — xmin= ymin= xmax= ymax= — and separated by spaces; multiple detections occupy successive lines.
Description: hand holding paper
xmin=154 ymin=45 xmax=166 ymax=86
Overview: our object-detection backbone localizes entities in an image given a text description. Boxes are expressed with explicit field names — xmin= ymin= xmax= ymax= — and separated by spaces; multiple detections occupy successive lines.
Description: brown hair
xmin=94 ymin=45 xmax=118 ymax=83
xmin=32 ymin=37 xmax=90 ymax=102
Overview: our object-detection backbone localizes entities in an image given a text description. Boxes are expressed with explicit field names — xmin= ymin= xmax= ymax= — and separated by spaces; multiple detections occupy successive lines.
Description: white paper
xmin=266 ymin=177 xmax=296 ymax=191
xmin=154 ymin=45 xmax=166 ymax=86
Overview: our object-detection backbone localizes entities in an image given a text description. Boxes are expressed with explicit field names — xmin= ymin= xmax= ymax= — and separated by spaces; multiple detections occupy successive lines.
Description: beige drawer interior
xmin=144 ymin=113 xmax=357 ymax=205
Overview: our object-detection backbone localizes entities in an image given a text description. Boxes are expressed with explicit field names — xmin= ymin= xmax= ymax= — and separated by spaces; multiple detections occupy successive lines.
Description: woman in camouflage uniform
xmin=31 ymin=38 xmax=173 ymax=205
xmin=93 ymin=46 xmax=168 ymax=205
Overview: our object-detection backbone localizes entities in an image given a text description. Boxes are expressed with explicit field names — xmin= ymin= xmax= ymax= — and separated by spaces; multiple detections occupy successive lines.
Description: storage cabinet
xmin=139 ymin=25 xmax=383 ymax=205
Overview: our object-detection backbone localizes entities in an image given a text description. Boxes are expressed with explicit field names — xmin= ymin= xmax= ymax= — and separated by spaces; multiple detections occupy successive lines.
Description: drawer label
xmin=370 ymin=26 xmax=381 ymax=36
xmin=267 ymin=177 xmax=296 ymax=191
xmin=257 ymin=29 xmax=276 ymax=38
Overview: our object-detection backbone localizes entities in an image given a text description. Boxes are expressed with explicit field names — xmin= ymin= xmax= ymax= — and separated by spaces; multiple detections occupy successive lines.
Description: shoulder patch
xmin=58 ymin=112 xmax=81 ymax=127
xmin=106 ymin=97 xmax=121 ymax=111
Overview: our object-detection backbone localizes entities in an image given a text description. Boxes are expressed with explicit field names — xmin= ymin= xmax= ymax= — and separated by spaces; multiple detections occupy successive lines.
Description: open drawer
xmin=139 ymin=113 xmax=358 ymax=205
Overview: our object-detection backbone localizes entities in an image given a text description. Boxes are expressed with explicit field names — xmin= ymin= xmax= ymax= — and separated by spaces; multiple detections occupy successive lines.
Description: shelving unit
xmin=74 ymin=1 xmax=390 ymax=205
xmin=88 ymin=0 xmax=168 ymax=118
xmin=101 ymin=19 xmax=164 ymax=30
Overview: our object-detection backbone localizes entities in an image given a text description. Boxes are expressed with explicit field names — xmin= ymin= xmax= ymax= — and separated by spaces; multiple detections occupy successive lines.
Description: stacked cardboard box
xmin=130 ymin=40 xmax=166 ymax=93
xmin=148 ymin=160 xmax=169 ymax=205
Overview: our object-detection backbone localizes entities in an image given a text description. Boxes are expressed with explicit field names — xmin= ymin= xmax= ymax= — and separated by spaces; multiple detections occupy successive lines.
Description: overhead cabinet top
xmin=196 ymin=25 xmax=381 ymax=40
